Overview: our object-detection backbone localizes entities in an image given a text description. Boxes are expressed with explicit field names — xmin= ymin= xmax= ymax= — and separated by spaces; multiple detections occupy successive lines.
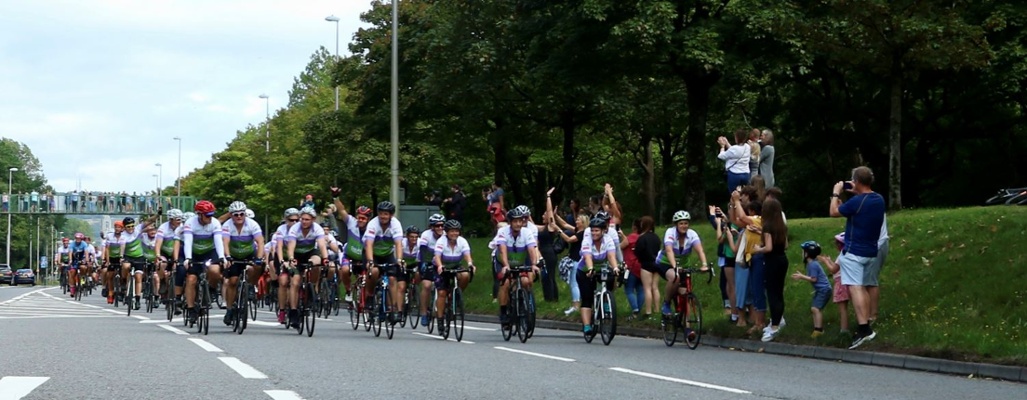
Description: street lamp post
xmin=390 ymin=0 xmax=400 ymax=212
xmin=6 ymin=167 xmax=18 ymax=265
xmin=173 ymin=137 xmax=182 ymax=198
xmin=155 ymin=163 xmax=163 ymax=211
xmin=258 ymin=94 xmax=270 ymax=152
xmin=325 ymin=15 xmax=340 ymax=111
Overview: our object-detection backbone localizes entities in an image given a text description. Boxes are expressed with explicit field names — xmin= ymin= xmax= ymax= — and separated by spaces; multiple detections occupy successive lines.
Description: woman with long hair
xmin=633 ymin=216 xmax=660 ymax=320
xmin=753 ymin=198 xmax=788 ymax=341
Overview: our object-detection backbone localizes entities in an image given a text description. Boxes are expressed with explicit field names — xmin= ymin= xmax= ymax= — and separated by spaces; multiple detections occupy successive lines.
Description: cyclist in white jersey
xmin=182 ymin=201 xmax=227 ymax=324
xmin=416 ymin=213 xmax=446 ymax=326
xmin=221 ymin=201 xmax=265 ymax=325
xmin=362 ymin=201 xmax=405 ymax=323
xmin=283 ymin=206 xmax=330 ymax=329
xmin=154 ymin=209 xmax=185 ymax=314
xmin=102 ymin=222 xmax=126 ymax=304
xmin=433 ymin=219 xmax=476 ymax=328
xmin=494 ymin=208 xmax=540 ymax=326
xmin=271 ymin=208 xmax=300 ymax=324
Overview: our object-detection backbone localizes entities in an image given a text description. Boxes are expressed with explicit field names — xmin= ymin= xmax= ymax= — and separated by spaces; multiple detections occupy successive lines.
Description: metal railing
xmin=0 ymin=193 xmax=197 ymax=215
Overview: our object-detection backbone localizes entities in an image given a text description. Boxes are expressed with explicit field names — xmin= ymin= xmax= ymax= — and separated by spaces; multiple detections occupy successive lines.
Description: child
xmin=816 ymin=233 xmax=850 ymax=334
xmin=792 ymin=241 xmax=832 ymax=338
xmin=710 ymin=205 xmax=740 ymax=323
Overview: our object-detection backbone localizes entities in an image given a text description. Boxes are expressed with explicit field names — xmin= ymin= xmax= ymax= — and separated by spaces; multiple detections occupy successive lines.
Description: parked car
xmin=0 ymin=265 xmax=12 ymax=285
xmin=13 ymin=269 xmax=35 ymax=286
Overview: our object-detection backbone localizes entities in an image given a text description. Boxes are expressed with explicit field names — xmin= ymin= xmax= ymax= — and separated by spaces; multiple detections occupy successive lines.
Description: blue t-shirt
xmin=488 ymin=188 xmax=504 ymax=205
xmin=838 ymin=192 xmax=885 ymax=257
xmin=806 ymin=260 xmax=831 ymax=292
xmin=69 ymin=241 xmax=90 ymax=262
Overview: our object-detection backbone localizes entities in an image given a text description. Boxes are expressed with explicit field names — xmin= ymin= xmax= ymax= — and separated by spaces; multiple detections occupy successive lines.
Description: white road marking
xmin=157 ymin=324 xmax=189 ymax=335
xmin=140 ymin=319 xmax=169 ymax=324
xmin=0 ymin=376 xmax=50 ymax=400
xmin=132 ymin=315 xmax=149 ymax=320
xmin=461 ymin=325 xmax=495 ymax=331
xmin=81 ymin=304 xmax=102 ymax=309
xmin=188 ymin=338 xmax=224 ymax=352
xmin=265 ymin=390 xmax=305 ymax=400
xmin=609 ymin=367 xmax=751 ymax=394
xmin=494 ymin=346 xmax=574 ymax=362
xmin=249 ymin=320 xmax=281 ymax=327
xmin=412 ymin=332 xmax=475 ymax=344
xmin=102 ymin=309 xmax=123 ymax=315
xmin=219 ymin=357 xmax=268 ymax=379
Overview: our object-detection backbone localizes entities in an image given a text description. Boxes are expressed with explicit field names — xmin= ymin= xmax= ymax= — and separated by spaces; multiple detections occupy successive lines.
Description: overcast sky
xmin=0 ymin=0 xmax=368 ymax=195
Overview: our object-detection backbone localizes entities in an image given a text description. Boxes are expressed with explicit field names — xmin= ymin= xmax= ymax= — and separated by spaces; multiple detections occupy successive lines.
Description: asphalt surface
xmin=0 ymin=285 xmax=1023 ymax=399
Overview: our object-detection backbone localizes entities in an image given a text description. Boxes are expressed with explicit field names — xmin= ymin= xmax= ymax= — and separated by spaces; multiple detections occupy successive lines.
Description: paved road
xmin=0 ymin=285 xmax=1022 ymax=399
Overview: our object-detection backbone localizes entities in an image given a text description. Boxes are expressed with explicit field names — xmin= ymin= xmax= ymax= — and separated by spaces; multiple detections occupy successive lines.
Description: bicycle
xmin=184 ymin=260 xmax=212 ymax=336
xmin=662 ymin=265 xmax=713 ymax=349
xmin=438 ymin=267 xmax=471 ymax=342
xmin=164 ymin=261 xmax=177 ymax=322
xmin=291 ymin=261 xmax=316 ymax=337
xmin=228 ymin=259 xmax=251 ymax=335
xmin=348 ymin=262 xmax=369 ymax=331
xmin=369 ymin=263 xmax=398 ymax=339
xmin=142 ymin=261 xmax=156 ymax=314
xmin=584 ymin=266 xmax=617 ymax=345
xmin=402 ymin=263 xmax=419 ymax=328
xmin=112 ymin=264 xmax=123 ymax=309
xmin=500 ymin=266 xmax=536 ymax=343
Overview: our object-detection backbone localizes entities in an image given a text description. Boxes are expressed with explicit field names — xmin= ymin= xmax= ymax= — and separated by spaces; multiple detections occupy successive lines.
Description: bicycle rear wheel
xmin=349 ymin=284 xmax=361 ymax=330
xmin=599 ymin=291 xmax=616 ymax=346
xmin=237 ymin=281 xmax=249 ymax=335
xmin=201 ymin=279 xmax=211 ymax=336
xmin=405 ymin=284 xmax=418 ymax=328
xmin=684 ymin=293 xmax=703 ymax=350
xmin=305 ymin=283 xmax=316 ymax=337
xmin=145 ymin=279 xmax=154 ymax=313
xmin=249 ymin=284 xmax=258 ymax=321
xmin=372 ymin=290 xmax=383 ymax=337
xmin=127 ymin=279 xmax=135 ymax=316
xmin=165 ymin=275 xmax=175 ymax=322
xmin=318 ymin=279 xmax=329 ymax=319
xmin=515 ymin=288 xmax=529 ymax=343
xmin=453 ymin=288 xmax=465 ymax=342
xmin=75 ymin=279 xmax=83 ymax=301
xmin=330 ymin=280 xmax=340 ymax=317
xmin=526 ymin=290 xmax=536 ymax=339
xmin=384 ymin=286 xmax=395 ymax=340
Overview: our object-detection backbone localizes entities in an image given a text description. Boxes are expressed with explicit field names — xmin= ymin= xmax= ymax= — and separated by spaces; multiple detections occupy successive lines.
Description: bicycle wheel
xmin=362 ymin=287 xmax=373 ymax=332
xmin=404 ymin=284 xmax=417 ymax=328
xmin=145 ymin=279 xmax=154 ymax=314
xmin=662 ymin=296 xmax=679 ymax=347
xmin=114 ymin=277 xmax=122 ymax=308
xmin=305 ymin=283 xmax=316 ymax=337
xmin=237 ymin=281 xmax=249 ymax=335
xmin=516 ymin=288 xmax=530 ymax=343
xmin=349 ymin=284 xmax=361 ymax=330
xmin=684 ymin=293 xmax=703 ymax=350
xmin=249 ymin=284 xmax=258 ymax=321
xmin=215 ymin=281 xmax=224 ymax=310
xmin=165 ymin=275 xmax=175 ymax=322
xmin=599 ymin=291 xmax=616 ymax=346
xmin=426 ymin=289 xmax=437 ymax=334
xmin=201 ymin=277 xmax=211 ymax=335
xmin=384 ymin=286 xmax=395 ymax=340
xmin=126 ymin=279 xmax=135 ymax=316
xmin=318 ymin=279 xmax=329 ymax=319
xmin=526 ymin=290 xmax=536 ymax=339
xmin=75 ymin=279 xmax=83 ymax=301
xmin=330 ymin=280 xmax=340 ymax=317
xmin=454 ymin=288 xmax=465 ymax=342
xmin=372 ymin=289 xmax=383 ymax=337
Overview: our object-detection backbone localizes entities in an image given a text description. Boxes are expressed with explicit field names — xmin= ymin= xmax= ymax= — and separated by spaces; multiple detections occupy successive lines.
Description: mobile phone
xmin=843 ymin=181 xmax=853 ymax=191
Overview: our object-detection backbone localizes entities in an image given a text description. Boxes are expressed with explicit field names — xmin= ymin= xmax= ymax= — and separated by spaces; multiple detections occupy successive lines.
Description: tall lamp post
xmin=155 ymin=163 xmax=163 ymax=212
xmin=173 ymin=137 xmax=182 ymax=198
xmin=258 ymin=94 xmax=270 ymax=152
xmin=390 ymin=0 xmax=400 ymax=212
xmin=325 ymin=15 xmax=340 ymax=111
xmin=6 ymin=167 xmax=18 ymax=265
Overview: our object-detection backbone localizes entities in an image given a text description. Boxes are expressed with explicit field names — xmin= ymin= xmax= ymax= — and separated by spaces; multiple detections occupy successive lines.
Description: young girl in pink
xmin=816 ymin=233 xmax=850 ymax=334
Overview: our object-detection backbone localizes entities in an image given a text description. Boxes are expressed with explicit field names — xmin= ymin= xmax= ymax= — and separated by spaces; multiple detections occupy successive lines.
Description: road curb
xmin=465 ymin=313 xmax=1026 ymax=383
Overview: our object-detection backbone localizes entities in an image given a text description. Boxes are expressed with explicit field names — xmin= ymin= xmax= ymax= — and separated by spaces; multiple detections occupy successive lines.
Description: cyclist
xmin=119 ymin=216 xmax=159 ymax=310
xmin=139 ymin=224 xmax=161 ymax=304
xmin=182 ymin=201 xmax=227 ymax=324
xmin=494 ymin=207 xmax=540 ymax=326
xmin=272 ymin=208 xmax=300 ymax=324
xmin=417 ymin=213 xmax=446 ymax=326
xmin=433 ymin=219 xmax=475 ymax=328
xmin=66 ymin=233 xmax=90 ymax=297
xmin=577 ymin=217 xmax=620 ymax=335
xmin=321 ymin=220 xmax=343 ymax=289
xmin=56 ymin=237 xmax=71 ymax=291
xmin=155 ymin=209 xmax=185 ymax=313
xmin=282 ymin=206 xmax=330 ymax=329
xmin=221 ymin=201 xmax=265 ymax=325
xmin=103 ymin=221 xmax=126 ymax=304
xmin=362 ymin=201 xmax=405 ymax=323
xmin=334 ymin=200 xmax=372 ymax=304
xmin=657 ymin=211 xmax=710 ymax=319
xmin=85 ymin=236 xmax=99 ymax=289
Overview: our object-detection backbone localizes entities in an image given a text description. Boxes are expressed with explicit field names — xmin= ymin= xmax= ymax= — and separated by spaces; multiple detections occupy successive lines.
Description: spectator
xmin=424 ymin=190 xmax=443 ymax=206
xmin=753 ymin=198 xmax=788 ymax=342
xmin=537 ymin=209 xmax=560 ymax=302
xmin=483 ymin=182 xmax=505 ymax=230
xmin=818 ymin=233 xmax=851 ymax=334
xmin=749 ymin=128 xmax=762 ymax=177
xmin=709 ymin=205 xmax=739 ymax=320
xmin=564 ymin=198 xmax=581 ymax=224
xmin=621 ymin=218 xmax=644 ymax=320
xmin=555 ymin=214 xmax=587 ymax=315
xmin=1 ymin=193 xmax=7 ymax=212
xmin=759 ymin=130 xmax=776 ymax=188
xmin=717 ymin=129 xmax=751 ymax=195
xmin=29 ymin=190 xmax=39 ymax=212
xmin=299 ymin=194 xmax=316 ymax=209
xmin=442 ymin=184 xmax=467 ymax=224
xmin=792 ymin=241 xmax=832 ymax=339
xmin=20 ymin=192 xmax=28 ymax=212
xmin=633 ymin=216 xmax=660 ymax=320
xmin=730 ymin=188 xmax=765 ymax=332
xmin=829 ymin=166 xmax=886 ymax=349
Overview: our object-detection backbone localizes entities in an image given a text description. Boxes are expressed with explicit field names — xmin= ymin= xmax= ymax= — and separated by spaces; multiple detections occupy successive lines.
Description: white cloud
xmin=0 ymin=0 xmax=370 ymax=195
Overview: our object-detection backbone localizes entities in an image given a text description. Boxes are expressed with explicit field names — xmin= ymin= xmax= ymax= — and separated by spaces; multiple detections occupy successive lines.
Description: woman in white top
xmin=717 ymin=128 xmax=752 ymax=195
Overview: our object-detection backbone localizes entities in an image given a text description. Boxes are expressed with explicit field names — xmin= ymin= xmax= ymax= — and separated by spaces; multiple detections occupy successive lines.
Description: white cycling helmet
xmin=245 ymin=209 xmax=255 ymax=219
xmin=672 ymin=210 xmax=691 ymax=222
xmin=183 ymin=212 xmax=197 ymax=221
xmin=299 ymin=206 xmax=317 ymax=218
xmin=167 ymin=208 xmax=184 ymax=221
xmin=283 ymin=208 xmax=300 ymax=218
xmin=228 ymin=201 xmax=247 ymax=213
xmin=428 ymin=213 xmax=446 ymax=225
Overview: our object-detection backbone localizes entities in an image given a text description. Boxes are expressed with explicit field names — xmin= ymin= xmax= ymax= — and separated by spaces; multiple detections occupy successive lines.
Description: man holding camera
xmin=829 ymin=166 xmax=885 ymax=349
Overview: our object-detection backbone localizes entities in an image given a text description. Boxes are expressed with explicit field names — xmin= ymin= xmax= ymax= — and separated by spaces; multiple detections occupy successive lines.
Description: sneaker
xmin=188 ymin=308 xmax=198 ymax=324
xmin=780 ymin=316 xmax=787 ymax=328
xmin=224 ymin=309 xmax=235 ymax=325
xmin=583 ymin=325 xmax=593 ymax=334
xmin=344 ymin=293 xmax=353 ymax=303
xmin=134 ymin=297 xmax=141 ymax=310
xmin=661 ymin=302 xmax=672 ymax=316
xmin=277 ymin=310 xmax=286 ymax=324
xmin=811 ymin=330 xmax=823 ymax=339
xmin=848 ymin=329 xmax=877 ymax=349
xmin=563 ymin=306 xmax=577 ymax=316
xmin=761 ymin=327 xmax=779 ymax=342
xmin=420 ymin=315 xmax=430 ymax=327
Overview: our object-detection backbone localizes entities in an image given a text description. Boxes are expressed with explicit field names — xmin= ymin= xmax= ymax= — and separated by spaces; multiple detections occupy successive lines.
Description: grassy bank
xmin=458 ymin=206 xmax=1027 ymax=366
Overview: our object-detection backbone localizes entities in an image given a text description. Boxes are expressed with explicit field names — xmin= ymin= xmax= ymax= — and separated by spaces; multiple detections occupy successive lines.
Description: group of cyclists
xmin=52 ymin=185 xmax=710 ymax=346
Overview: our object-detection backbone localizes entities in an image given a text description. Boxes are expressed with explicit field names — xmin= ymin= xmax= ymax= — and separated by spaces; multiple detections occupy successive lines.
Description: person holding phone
xmin=829 ymin=166 xmax=885 ymax=349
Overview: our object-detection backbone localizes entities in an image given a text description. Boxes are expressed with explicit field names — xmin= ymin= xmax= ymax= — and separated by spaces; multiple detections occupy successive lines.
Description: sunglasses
xmin=287 ymin=218 xmax=299 ymax=223
xmin=232 ymin=212 xmax=246 ymax=217
xmin=125 ymin=224 xmax=136 ymax=229
xmin=431 ymin=224 xmax=444 ymax=228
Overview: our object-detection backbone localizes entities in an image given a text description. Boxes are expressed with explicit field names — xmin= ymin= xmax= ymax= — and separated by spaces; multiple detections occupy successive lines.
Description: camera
xmin=843 ymin=181 xmax=853 ymax=191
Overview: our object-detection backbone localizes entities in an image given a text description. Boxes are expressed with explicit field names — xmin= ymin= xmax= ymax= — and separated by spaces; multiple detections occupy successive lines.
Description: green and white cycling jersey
xmin=361 ymin=217 xmax=403 ymax=258
xmin=656 ymin=227 xmax=701 ymax=266
xmin=104 ymin=234 xmax=124 ymax=259
xmin=57 ymin=245 xmax=71 ymax=263
xmin=493 ymin=225 xmax=537 ymax=267
xmin=181 ymin=216 xmax=225 ymax=259
xmin=121 ymin=226 xmax=147 ymax=259
xmin=402 ymin=237 xmax=419 ymax=265
xmin=141 ymin=232 xmax=158 ymax=262
xmin=155 ymin=221 xmax=180 ymax=258
xmin=287 ymin=222 xmax=325 ymax=255
xmin=343 ymin=216 xmax=365 ymax=261
xmin=222 ymin=217 xmax=263 ymax=259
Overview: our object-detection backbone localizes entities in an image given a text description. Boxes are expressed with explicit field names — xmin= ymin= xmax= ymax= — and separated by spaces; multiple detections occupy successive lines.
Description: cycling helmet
xmin=595 ymin=210 xmax=611 ymax=222
xmin=283 ymin=208 xmax=300 ymax=218
xmin=444 ymin=219 xmax=462 ymax=231
xmin=671 ymin=210 xmax=691 ymax=222
xmin=74 ymin=232 xmax=85 ymax=239
xmin=355 ymin=206 xmax=373 ymax=218
xmin=62 ymin=237 xmax=69 ymax=242
xmin=376 ymin=201 xmax=396 ymax=214
xmin=167 ymin=208 xmax=184 ymax=221
xmin=122 ymin=217 xmax=136 ymax=226
xmin=428 ymin=213 xmax=446 ymax=226
xmin=228 ymin=201 xmax=247 ymax=213
xmin=588 ymin=217 xmax=608 ymax=229
xmin=514 ymin=205 xmax=530 ymax=216
xmin=245 ymin=209 xmax=255 ymax=219
xmin=114 ymin=221 xmax=124 ymax=228
xmin=506 ymin=207 xmax=528 ymax=221
xmin=800 ymin=241 xmax=822 ymax=258
xmin=194 ymin=200 xmax=216 ymax=216
xmin=183 ymin=212 xmax=196 ymax=221
xmin=320 ymin=221 xmax=332 ymax=228
xmin=299 ymin=206 xmax=317 ymax=218
xmin=405 ymin=225 xmax=420 ymax=234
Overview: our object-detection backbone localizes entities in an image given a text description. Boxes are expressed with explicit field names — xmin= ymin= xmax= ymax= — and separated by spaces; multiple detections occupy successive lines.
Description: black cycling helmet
xmin=588 ymin=217 xmax=608 ymax=229
xmin=376 ymin=201 xmax=396 ymax=214
xmin=405 ymin=225 xmax=420 ymax=234
xmin=122 ymin=217 xmax=136 ymax=226
xmin=800 ymin=241 xmax=822 ymax=258
xmin=444 ymin=219 xmax=462 ymax=231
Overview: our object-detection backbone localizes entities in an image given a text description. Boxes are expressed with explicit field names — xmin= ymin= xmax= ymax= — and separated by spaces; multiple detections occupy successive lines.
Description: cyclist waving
xmin=362 ymin=201 xmax=405 ymax=324
xmin=222 ymin=201 xmax=265 ymax=325
xmin=119 ymin=216 xmax=158 ymax=310
xmin=330 ymin=188 xmax=371 ymax=304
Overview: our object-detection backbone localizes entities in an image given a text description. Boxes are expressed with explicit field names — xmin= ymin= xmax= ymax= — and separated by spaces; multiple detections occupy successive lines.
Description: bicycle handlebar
xmin=677 ymin=266 xmax=715 ymax=284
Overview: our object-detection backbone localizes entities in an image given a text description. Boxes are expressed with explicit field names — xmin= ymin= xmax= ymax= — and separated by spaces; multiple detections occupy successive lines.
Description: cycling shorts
xmin=186 ymin=253 xmax=218 ymax=275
